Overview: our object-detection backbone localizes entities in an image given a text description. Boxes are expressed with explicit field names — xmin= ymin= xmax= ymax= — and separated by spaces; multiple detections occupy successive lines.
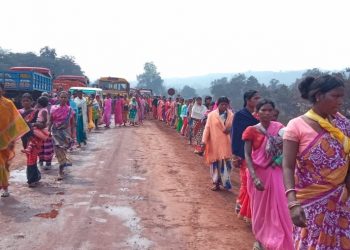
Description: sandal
xmin=211 ymin=184 xmax=220 ymax=191
xmin=253 ymin=241 xmax=264 ymax=250
xmin=1 ymin=191 xmax=10 ymax=197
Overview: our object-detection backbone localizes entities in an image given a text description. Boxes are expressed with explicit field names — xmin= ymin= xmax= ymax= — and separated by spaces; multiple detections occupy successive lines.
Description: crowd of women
xmin=2 ymin=74 xmax=350 ymax=249
xmin=152 ymin=75 xmax=350 ymax=250
xmin=0 ymin=87 xmax=150 ymax=194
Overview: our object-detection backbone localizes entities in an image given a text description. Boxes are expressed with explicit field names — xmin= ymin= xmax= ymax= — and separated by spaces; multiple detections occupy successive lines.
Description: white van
xmin=69 ymin=87 xmax=103 ymax=97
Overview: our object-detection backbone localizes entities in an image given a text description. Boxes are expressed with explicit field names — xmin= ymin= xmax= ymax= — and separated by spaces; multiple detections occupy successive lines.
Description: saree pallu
xmin=0 ymin=149 xmax=14 ymax=189
xmin=210 ymin=159 xmax=232 ymax=189
xmin=39 ymin=136 xmax=54 ymax=162
xmin=129 ymin=108 xmax=137 ymax=122
xmin=193 ymin=119 xmax=205 ymax=152
xmin=237 ymin=161 xmax=251 ymax=221
xmin=87 ymin=106 xmax=95 ymax=130
xmin=52 ymin=127 xmax=73 ymax=166
xmin=176 ymin=117 xmax=183 ymax=132
xmin=76 ymin=108 xmax=87 ymax=144
xmin=294 ymin=116 xmax=350 ymax=250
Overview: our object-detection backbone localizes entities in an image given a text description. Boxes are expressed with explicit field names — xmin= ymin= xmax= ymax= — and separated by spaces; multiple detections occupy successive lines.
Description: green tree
xmin=180 ymin=85 xmax=197 ymax=98
xmin=137 ymin=62 xmax=165 ymax=95
xmin=40 ymin=46 xmax=57 ymax=59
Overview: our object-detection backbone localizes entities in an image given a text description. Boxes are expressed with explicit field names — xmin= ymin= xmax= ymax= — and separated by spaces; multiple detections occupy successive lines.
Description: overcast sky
xmin=1 ymin=0 xmax=349 ymax=81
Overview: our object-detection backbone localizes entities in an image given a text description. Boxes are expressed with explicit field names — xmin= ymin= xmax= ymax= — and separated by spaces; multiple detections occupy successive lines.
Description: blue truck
xmin=0 ymin=67 xmax=53 ymax=106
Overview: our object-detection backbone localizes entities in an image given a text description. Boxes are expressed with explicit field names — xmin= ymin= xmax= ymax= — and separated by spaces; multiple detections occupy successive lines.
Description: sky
xmin=1 ymin=0 xmax=349 ymax=82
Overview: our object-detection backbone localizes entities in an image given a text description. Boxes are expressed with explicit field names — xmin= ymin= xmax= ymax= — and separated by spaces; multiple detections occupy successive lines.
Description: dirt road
xmin=0 ymin=120 xmax=254 ymax=250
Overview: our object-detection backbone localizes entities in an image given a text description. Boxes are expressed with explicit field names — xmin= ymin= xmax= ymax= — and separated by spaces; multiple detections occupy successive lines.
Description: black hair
xmin=243 ymin=90 xmax=258 ymax=107
xmin=205 ymin=96 xmax=212 ymax=101
xmin=196 ymin=97 xmax=202 ymax=101
xmin=59 ymin=91 xmax=69 ymax=97
xmin=37 ymin=96 xmax=49 ymax=108
xmin=256 ymin=98 xmax=275 ymax=111
xmin=298 ymin=75 xmax=344 ymax=103
xmin=22 ymin=93 xmax=33 ymax=101
xmin=217 ymin=96 xmax=230 ymax=105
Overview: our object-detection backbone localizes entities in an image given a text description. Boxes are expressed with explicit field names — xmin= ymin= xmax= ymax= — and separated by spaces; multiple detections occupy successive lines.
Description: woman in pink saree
xmin=114 ymin=95 xmax=123 ymax=126
xmin=103 ymin=94 xmax=112 ymax=128
xmin=243 ymin=99 xmax=293 ymax=250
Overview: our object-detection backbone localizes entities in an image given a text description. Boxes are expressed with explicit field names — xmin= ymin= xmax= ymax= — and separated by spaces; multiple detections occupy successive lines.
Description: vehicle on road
xmin=53 ymin=75 xmax=88 ymax=91
xmin=0 ymin=67 xmax=53 ymax=106
xmin=97 ymin=77 xmax=130 ymax=97
xmin=69 ymin=87 xmax=103 ymax=96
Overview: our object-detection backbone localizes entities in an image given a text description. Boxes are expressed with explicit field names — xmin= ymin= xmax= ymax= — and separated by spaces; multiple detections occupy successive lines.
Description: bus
xmin=97 ymin=77 xmax=130 ymax=97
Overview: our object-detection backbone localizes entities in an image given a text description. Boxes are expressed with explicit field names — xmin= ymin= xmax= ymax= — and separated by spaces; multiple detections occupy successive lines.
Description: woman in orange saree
xmin=0 ymin=83 xmax=29 ymax=197
xmin=283 ymin=75 xmax=350 ymax=249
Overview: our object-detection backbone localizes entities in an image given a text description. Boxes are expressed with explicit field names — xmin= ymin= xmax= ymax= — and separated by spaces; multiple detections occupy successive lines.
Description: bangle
xmin=285 ymin=188 xmax=296 ymax=196
xmin=288 ymin=201 xmax=301 ymax=209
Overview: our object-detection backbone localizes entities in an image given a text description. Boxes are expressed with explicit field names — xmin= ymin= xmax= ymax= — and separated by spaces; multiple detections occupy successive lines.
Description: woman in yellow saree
xmin=0 ymin=83 xmax=29 ymax=197
xmin=283 ymin=75 xmax=350 ymax=249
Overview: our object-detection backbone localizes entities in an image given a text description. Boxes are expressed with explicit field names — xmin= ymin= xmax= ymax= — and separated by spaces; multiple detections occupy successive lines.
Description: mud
xmin=0 ymin=120 xmax=254 ymax=250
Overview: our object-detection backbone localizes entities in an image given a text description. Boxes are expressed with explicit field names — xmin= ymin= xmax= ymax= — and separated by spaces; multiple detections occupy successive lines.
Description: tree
xmin=137 ymin=62 xmax=165 ymax=95
xmin=180 ymin=85 xmax=197 ymax=98
xmin=40 ymin=46 xmax=57 ymax=59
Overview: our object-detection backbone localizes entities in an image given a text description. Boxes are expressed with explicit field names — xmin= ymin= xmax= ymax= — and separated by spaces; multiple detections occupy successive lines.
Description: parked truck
xmin=0 ymin=67 xmax=53 ymax=106
xmin=53 ymin=75 xmax=88 ymax=92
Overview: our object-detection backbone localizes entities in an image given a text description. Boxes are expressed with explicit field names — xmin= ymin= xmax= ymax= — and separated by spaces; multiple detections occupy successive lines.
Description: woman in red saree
xmin=283 ymin=75 xmax=350 ymax=249
xmin=244 ymin=99 xmax=293 ymax=250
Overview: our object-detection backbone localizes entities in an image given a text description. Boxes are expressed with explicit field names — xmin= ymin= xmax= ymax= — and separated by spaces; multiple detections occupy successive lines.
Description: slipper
xmin=253 ymin=241 xmax=264 ymax=250
xmin=1 ymin=191 xmax=9 ymax=197
xmin=211 ymin=185 xmax=220 ymax=191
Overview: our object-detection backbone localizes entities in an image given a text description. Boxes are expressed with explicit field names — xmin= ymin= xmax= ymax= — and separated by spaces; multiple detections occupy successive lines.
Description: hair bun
xmin=298 ymin=76 xmax=315 ymax=100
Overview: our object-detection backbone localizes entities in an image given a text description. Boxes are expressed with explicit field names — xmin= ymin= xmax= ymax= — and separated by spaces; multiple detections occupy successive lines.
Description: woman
xmin=0 ymin=83 xmax=29 ymax=196
xmin=244 ymin=99 xmax=293 ymax=250
xmin=191 ymin=97 xmax=208 ymax=154
xmin=202 ymin=97 xmax=233 ymax=191
xmin=87 ymin=95 xmax=95 ymax=132
xmin=231 ymin=90 xmax=260 ymax=221
xmin=74 ymin=91 xmax=87 ymax=146
xmin=114 ymin=95 xmax=123 ymax=126
xmin=122 ymin=95 xmax=129 ymax=126
xmin=36 ymin=96 xmax=54 ymax=170
xmin=49 ymin=91 xmax=75 ymax=180
xmin=129 ymin=97 xmax=138 ymax=126
xmin=19 ymin=94 xmax=49 ymax=187
xmin=180 ymin=99 xmax=189 ymax=136
xmin=283 ymin=75 xmax=350 ymax=249
xmin=103 ymin=94 xmax=112 ymax=128
xmin=91 ymin=94 xmax=100 ymax=130
xmin=176 ymin=98 xmax=185 ymax=132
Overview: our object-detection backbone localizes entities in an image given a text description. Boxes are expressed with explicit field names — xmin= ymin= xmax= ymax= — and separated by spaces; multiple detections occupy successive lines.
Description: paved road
xmin=0 ymin=121 xmax=254 ymax=250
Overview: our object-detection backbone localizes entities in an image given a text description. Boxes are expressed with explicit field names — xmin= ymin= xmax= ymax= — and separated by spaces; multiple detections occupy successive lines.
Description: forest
xmin=209 ymin=68 xmax=350 ymax=123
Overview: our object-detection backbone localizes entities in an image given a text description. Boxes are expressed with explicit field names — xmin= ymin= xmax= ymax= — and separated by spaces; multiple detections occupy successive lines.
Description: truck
xmin=53 ymin=75 xmax=88 ymax=92
xmin=0 ymin=67 xmax=53 ymax=105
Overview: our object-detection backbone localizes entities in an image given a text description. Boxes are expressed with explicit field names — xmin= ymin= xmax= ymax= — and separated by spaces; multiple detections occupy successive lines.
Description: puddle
xmin=103 ymin=206 xmax=152 ymax=248
xmin=99 ymin=194 xmax=116 ymax=199
xmin=118 ymin=175 xmax=146 ymax=181
xmin=94 ymin=217 xmax=107 ymax=223
xmin=10 ymin=169 xmax=27 ymax=183
xmin=119 ymin=188 xmax=129 ymax=192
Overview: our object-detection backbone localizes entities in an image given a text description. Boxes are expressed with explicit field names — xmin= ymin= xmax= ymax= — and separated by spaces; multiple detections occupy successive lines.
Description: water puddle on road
xmin=103 ymin=206 xmax=152 ymax=249
xmin=9 ymin=169 xmax=27 ymax=183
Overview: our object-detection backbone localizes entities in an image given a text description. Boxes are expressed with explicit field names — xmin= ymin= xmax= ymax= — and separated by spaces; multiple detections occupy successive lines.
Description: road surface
xmin=0 ymin=120 xmax=254 ymax=250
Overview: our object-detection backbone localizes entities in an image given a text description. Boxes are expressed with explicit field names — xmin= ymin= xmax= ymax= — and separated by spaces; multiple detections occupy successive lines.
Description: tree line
xmin=210 ymin=68 xmax=350 ymax=123
xmin=0 ymin=46 xmax=86 ymax=81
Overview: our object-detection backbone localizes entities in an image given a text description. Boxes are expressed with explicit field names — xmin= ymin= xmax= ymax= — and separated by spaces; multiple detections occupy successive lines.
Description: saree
xmin=20 ymin=108 xmax=44 ymax=184
xmin=87 ymin=102 xmax=95 ymax=130
xmin=0 ymin=97 xmax=29 ymax=189
xmin=203 ymin=110 xmax=234 ymax=189
xmin=76 ymin=107 xmax=87 ymax=144
xmin=122 ymin=100 xmax=129 ymax=124
xmin=51 ymin=105 xmax=74 ymax=166
xmin=129 ymin=100 xmax=138 ymax=122
xmin=114 ymin=98 xmax=123 ymax=125
xmin=288 ymin=114 xmax=350 ymax=250
xmin=243 ymin=122 xmax=293 ymax=250
xmin=231 ymin=108 xmax=259 ymax=220
xmin=103 ymin=98 xmax=112 ymax=126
